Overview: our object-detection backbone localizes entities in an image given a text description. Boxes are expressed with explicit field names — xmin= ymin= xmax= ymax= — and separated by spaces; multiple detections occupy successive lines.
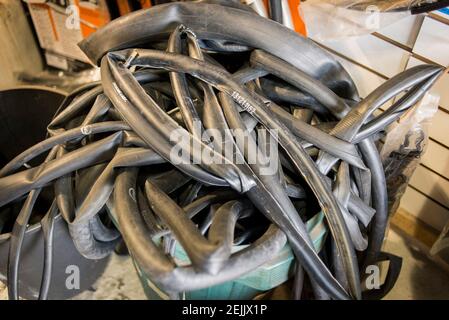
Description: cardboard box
xmin=25 ymin=0 xmax=111 ymax=68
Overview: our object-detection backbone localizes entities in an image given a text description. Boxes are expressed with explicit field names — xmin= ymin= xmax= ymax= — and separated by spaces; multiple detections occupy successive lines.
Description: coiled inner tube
xmin=0 ymin=2 xmax=443 ymax=300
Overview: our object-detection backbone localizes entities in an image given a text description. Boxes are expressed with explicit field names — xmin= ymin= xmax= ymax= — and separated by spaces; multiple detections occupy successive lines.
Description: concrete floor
xmin=383 ymin=229 xmax=449 ymax=299
xmin=1 ymin=229 xmax=448 ymax=300
xmin=73 ymin=254 xmax=146 ymax=300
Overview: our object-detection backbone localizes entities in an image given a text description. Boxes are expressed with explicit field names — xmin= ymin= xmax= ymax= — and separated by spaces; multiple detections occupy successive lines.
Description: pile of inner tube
xmin=0 ymin=2 xmax=444 ymax=300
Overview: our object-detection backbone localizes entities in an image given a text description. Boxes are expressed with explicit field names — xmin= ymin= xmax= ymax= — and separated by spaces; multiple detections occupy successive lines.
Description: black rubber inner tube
xmin=0 ymin=2 xmax=443 ymax=300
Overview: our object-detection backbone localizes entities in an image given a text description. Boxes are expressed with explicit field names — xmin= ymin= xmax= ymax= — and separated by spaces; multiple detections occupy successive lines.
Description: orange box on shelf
xmin=24 ymin=0 xmax=110 ymax=68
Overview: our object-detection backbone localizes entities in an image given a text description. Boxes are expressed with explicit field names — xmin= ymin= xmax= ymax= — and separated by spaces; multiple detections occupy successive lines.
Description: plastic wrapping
xmin=431 ymin=221 xmax=449 ymax=259
xmin=242 ymin=0 xmax=447 ymax=40
xmin=380 ymin=93 xmax=440 ymax=216
xmin=301 ymin=0 xmax=448 ymax=40
xmin=311 ymin=1 xmax=445 ymax=12
xmin=301 ymin=0 xmax=411 ymax=40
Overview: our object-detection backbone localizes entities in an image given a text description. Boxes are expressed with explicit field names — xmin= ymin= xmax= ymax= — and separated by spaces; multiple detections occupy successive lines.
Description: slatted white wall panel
xmin=400 ymin=187 xmax=449 ymax=231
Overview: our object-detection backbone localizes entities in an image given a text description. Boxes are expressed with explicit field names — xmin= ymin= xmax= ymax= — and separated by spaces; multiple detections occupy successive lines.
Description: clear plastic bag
xmin=431 ymin=222 xmax=449 ymax=259
xmin=380 ymin=93 xmax=440 ymax=216
xmin=313 ymin=1 xmax=443 ymax=12
xmin=301 ymin=0 xmax=414 ymax=40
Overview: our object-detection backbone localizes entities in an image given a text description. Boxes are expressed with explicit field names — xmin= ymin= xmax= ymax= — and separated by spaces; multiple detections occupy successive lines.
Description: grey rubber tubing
xmin=314 ymin=64 xmax=443 ymax=265
xmin=103 ymin=55 xmax=256 ymax=194
xmin=0 ymin=121 xmax=130 ymax=177
xmin=104 ymin=49 xmax=357 ymax=299
xmin=1 ymin=133 xmax=126 ymax=261
xmin=259 ymin=78 xmax=331 ymax=115
xmin=145 ymin=180 xmax=253 ymax=275
xmin=216 ymin=92 xmax=334 ymax=299
xmin=79 ymin=5 xmax=364 ymax=298
xmin=37 ymin=200 xmax=58 ymax=300
xmin=354 ymin=72 xmax=442 ymax=143
xmin=248 ymin=47 xmax=444 ymax=265
xmin=195 ymin=51 xmax=328 ymax=298
xmin=112 ymin=168 xmax=287 ymax=292
xmin=7 ymin=149 xmax=58 ymax=300
xmin=315 ymin=64 xmax=444 ymax=174
xmin=167 ymin=26 xmax=204 ymax=139
xmin=1 ymin=2 xmax=441 ymax=300
xmin=78 ymin=2 xmax=358 ymax=100
xmin=0 ymin=133 xmax=123 ymax=208
xmin=62 ymin=147 xmax=165 ymax=259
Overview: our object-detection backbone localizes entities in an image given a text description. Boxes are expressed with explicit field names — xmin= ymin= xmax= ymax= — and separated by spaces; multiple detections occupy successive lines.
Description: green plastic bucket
xmin=134 ymin=212 xmax=328 ymax=300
